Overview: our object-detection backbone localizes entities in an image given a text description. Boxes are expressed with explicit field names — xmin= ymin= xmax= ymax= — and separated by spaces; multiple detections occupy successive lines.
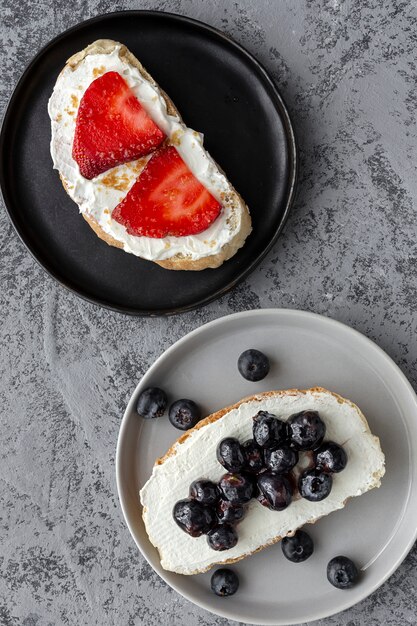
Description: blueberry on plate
xmin=217 ymin=437 xmax=246 ymax=472
xmin=219 ymin=473 xmax=253 ymax=504
xmin=281 ymin=530 xmax=314 ymax=562
xmin=238 ymin=349 xmax=270 ymax=382
xmin=253 ymin=411 xmax=290 ymax=449
xmin=136 ymin=387 xmax=167 ymax=419
xmin=264 ymin=445 xmax=299 ymax=473
xmin=172 ymin=499 xmax=215 ymax=537
xmin=189 ymin=479 xmax=219 ymax=506
xmin=327 ymin=556 xmax=359 ymax=589
xmin=314 ymin=441 xmax=348 ymax=473
xmin=257 ymin=471 xmax=293 ymax=511
xmin=207 ymin=524 xmax=238 ymax=551
xmin=216 ymin=498 xmax=246 ymax=525
xmin=299 ymin=468 xmax=332 ymax=501
xmin=242 ymin=439 xmax=265 ymax=474
xmin=169 ymin=399 xmax=201 ymax=430
xmin=211 ymin=568 xmax=239 ymax=596
xmin=289 ymin=410 xmax=326 ymax=451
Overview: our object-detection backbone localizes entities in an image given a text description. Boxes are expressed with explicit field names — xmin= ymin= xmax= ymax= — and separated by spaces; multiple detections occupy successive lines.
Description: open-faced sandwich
xmin=48 ymin=40 xmax=251 ymax=270
xmin=140 ymin=387 xmax=385 ymax=575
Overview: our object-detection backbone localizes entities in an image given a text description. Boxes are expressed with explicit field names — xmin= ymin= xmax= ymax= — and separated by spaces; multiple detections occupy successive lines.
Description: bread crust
xmin=57 ymin=39 xmax=252 ymax=270
xmin=143 ymin=387 xmax=385 ymax=574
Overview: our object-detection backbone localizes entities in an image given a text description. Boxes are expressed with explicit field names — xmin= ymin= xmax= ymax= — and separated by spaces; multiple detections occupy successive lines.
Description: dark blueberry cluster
xmin=173 ymin=409 xmax=348 ymax=551
xmin=136 ymin=387 xmax=202 ymax=431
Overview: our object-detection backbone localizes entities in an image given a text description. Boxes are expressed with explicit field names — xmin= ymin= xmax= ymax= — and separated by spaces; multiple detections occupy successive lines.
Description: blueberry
xmin=281 ymin=530 xmax=314 ymax=563
xmin=314 ymin=441 xmax=348 ymax=473
xmin=207 ymin=524 xmax=238 ymax=551
xmin=219 ymin=473 xmax=253 ymax=504
xmin=216 ymin=498 xmax=246 ymax=525
xmin=217 ymin=437 xmax=246 ymax=472
xmin=136 ymin=387 xmax=167 ymax=419
xmin=211 ymin=568 xmax=239 ymax=596
xmin=242 ymin=439 xmax=265 ymax=474
xmin=238 ymin=349 xmax=270 ymax=382
xmin=289 ymin=410 xmax=326 ymax=451
xmin=299 ymin=468 xmax=332 ymax=501
xmin=172 ymin=499 xmax=215 ymax=537
xmin=189 ymin=479 xmax=219 ymax=506
xmin=327 ymin=556 xmax=359 ymax=589
xmin=169 ymin=399 xmax=201 ymax=430
xmin=257 ymin=471 xmax=293 ymax=511
xmin=264 ymin=446 xmax=299 ymax=473
xmin=253 ymin=411 xmax=290 ymax=449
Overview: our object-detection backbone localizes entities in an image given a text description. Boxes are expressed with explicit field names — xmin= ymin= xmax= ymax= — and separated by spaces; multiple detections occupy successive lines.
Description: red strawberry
xmin=72 ymin=71 xmax=165 ymax=179
xmin=112 ymin=146 xmax=222 ymax=238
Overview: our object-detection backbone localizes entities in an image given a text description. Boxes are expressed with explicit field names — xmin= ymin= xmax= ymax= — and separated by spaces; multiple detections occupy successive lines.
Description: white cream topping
xmin=140 ymin=390 xmax=385 ymax=575
xmin=48 ymin=46 xmax=245 ymax=261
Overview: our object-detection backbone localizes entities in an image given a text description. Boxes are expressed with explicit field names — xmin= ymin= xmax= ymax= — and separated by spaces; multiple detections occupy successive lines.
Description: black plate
xmin=0 ymin=11 xmax=297 ymax=315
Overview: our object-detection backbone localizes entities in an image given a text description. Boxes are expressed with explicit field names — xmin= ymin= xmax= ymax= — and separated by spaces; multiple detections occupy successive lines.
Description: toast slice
xmin=140 ymin=387 xmax=385 ymax=575
xmin=48 ymin=40 xmax=252 ymax=270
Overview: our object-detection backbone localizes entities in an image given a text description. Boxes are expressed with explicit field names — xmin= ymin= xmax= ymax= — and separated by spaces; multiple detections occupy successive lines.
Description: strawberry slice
xmin=72 ymin=71 xmax=165 ymax=179
xmin=112 ymin=146 xmax=222 ymax=238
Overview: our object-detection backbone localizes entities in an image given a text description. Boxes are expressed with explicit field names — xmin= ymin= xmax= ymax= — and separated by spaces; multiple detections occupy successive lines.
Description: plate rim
xmin=116 ymin=308 xmax=417 ymax=624
xmin=0 ymin=9 xmax=298 ymax=317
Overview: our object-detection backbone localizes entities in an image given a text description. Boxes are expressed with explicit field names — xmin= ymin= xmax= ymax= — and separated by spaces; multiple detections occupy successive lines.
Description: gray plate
xmin=116 ymin=309 xmax=417 ymax=625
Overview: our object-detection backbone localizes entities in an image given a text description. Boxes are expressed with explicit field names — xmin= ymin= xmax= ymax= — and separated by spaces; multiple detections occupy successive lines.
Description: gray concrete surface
xmin=1 ymin=1 xmax=417 ymax=624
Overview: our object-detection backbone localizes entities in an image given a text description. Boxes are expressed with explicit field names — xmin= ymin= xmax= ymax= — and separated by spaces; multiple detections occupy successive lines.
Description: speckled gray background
xmin=1 ymin=1 xmax=417 ymax=625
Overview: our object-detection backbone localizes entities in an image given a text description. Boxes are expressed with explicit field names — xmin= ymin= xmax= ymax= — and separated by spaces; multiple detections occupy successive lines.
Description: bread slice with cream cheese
xmin=140 ymin=387 xmax=385 ymax=575
xmin=48 ymin=40 xmax=251 ymax=270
